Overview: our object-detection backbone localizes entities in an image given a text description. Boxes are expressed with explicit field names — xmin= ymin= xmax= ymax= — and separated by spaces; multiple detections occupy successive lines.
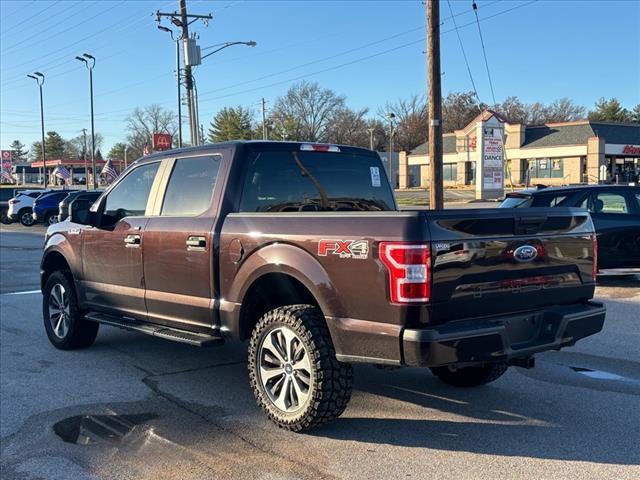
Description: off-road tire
xmin=248 ymin=305 xmax=353 ymax=431
xmin=43 ymin=270 xmax=99 ymax=350
xmin=430 ymin=363 xmax=508 ymax=387
xmin=18 ymin=208 xmax=34 ymax=227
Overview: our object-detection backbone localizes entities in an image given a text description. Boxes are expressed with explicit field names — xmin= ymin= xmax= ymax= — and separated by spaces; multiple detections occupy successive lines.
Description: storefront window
xmin=443 ymin=163 xmax=457 ymax=181
xmin=529 ymin=158 xmax=563 ymax=179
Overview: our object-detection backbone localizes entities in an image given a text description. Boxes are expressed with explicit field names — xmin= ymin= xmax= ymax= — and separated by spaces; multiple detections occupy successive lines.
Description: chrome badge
xmin=513 ymin=245 xmax=538 ymax=263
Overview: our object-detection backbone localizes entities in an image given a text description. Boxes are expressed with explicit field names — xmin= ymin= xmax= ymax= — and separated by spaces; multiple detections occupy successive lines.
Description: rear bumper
xmin=402 ymin=301 xmax=605 ymax=367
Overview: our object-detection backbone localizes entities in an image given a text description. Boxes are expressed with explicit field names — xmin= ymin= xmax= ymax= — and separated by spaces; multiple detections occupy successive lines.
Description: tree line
xmin=6 ymin=82 xmax=639 ymax=162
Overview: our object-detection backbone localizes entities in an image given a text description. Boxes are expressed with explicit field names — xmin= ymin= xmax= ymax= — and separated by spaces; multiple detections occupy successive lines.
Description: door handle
xmin=124 ymin=234 xmax=141 ymax=247
xmin=186 ymin=236 xmax=207 ymax=250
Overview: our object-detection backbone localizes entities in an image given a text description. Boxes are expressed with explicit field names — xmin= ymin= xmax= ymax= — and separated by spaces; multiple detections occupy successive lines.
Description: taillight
xmin=592 ymin=234 xmax=598 ymax=280
xmin=379 ymin=242 xmax=431 ymax=303
xmin=300 ymin=143 xmax=341 ymax=152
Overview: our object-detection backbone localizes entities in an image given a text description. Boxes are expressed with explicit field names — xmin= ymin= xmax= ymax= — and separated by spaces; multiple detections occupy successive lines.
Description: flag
xmin=143 ymin=142 xmax=150 ymax=156
xmin=53 ymin=165 xmax=71 ymax=180
xmin=101 ymin=159 xmax=118 ymax=182
xmin=1 ymin=169 xmax=13 ymax=184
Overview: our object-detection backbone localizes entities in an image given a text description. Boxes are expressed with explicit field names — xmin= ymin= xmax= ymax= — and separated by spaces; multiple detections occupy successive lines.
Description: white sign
xmin=370 ymin=166 xmax=381 ymax=187
xmin=482 ymin=131 xmax=503 ymax=190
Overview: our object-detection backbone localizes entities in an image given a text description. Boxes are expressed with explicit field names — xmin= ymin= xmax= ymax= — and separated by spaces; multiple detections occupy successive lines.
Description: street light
xmin=157 ymin=25 xmax=183 ymax=148
xmin=387 ymin=112 xmax=396 ymax=162
xmin=200 ymin=40 xmax=256 ymax=60
xmin=27 ymin=72 xmax=46 ymax=187
xmin=75 ymin=53 xmax=97 ymax=189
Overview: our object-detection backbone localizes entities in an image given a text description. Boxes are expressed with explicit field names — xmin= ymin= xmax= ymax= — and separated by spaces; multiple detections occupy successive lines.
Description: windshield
xmin=240 ymin=150 xmax=396 ymax=212
xmin=499 ymin=194 xmax=532 ymax=208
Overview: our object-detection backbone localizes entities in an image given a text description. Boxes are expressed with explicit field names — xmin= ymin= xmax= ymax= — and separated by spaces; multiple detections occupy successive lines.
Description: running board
xmin=85 ymin=313 xmax=224 ymax=347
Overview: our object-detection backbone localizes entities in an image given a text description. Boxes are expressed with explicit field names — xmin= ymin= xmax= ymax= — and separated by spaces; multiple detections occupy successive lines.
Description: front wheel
xmin=248 ymin=305 xmax=353 ymax=431
xmin=430 ymin=363 xmax=508 ymax=387
xmin=43 ymin=270 xmax=99 ymax=350
xmin=19 ymin=209 xmax=34 ymax=227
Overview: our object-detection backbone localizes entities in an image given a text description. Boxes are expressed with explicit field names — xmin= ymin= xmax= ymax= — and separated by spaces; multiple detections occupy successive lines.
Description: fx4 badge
xmin=318 ymin=239 xmax=369 ymax=259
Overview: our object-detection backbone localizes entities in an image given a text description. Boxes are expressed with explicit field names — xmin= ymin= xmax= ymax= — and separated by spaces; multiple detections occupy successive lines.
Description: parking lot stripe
xmin=2 ymin=289 xmax=41 ymax=296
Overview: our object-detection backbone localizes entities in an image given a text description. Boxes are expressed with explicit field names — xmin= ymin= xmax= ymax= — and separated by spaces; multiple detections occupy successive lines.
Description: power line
xmin=472 ymin=0 xmax=497 ymax=105
xmin=446 ymin=0 xmax=483 ymax=109
xmin=0 ymin=1 xmax=60 ymax=36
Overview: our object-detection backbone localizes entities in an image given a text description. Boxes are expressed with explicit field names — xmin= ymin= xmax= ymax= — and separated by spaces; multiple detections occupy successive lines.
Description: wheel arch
xmin=222 ymin=243 xmax=343 ymax=341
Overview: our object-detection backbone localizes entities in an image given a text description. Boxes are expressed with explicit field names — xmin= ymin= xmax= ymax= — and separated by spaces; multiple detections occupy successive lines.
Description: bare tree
xmin=494 ymin=96 xmax=528 ymax=124
xmin=125 ymin=104 xmax=177 ymax=159
xmin=442 ymin=91 xmax=485 ymax=132
xmin=545 ymin=98 xmax=586 ymax=123
xmin=380 ymin=95 xmax=428 ymax=152
xmin=270 ymin=81 xmax=346 ymax=142
xmin=325 ymin=107 xmax=370 ymax=147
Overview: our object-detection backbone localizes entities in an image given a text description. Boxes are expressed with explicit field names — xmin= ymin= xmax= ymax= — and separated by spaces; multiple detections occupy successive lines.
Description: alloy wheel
xmin=258 ymin=326 xmax=312 ymax=413
xmin=48 ymin=283 xmax=70 ymax=339
xmin=21 ymin=212 xmax=34 ymax=226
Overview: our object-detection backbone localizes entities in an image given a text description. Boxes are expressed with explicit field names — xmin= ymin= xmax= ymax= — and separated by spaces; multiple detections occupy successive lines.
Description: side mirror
xmin=69 ymin=198 xmax=96 ymax=226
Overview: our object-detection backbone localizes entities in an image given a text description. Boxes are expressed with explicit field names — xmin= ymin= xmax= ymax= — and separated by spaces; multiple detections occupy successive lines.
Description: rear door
xmin=142 ymin=153 xmax=225 ymax=331
xmin=425 ymin=208 xmax=596 ymax=324
xmin=577 ymin=188 xmax=640 ymax=269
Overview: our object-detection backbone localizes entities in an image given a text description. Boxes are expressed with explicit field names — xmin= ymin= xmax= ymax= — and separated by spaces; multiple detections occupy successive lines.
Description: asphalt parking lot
xmin=1 ymin=223 xmax=639 ymax=479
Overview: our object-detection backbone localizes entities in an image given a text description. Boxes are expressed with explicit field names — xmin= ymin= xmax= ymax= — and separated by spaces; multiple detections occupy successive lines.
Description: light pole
xmin=27 ymin=72 xmax=46 ymax=187
xmin=157 ymin=25 xmax=183 ymax=148
xmin=75 ymin=53 xmax=97 ymax=189
xmin=124 ymin=144 xmax=128 ymax=169
xmin=367 ymin=127 xmax=375 ymax=150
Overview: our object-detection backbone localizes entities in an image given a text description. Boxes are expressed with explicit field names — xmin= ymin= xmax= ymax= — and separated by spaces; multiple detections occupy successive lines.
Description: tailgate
xmin=425 ymin=208 xmax=596 ymax=324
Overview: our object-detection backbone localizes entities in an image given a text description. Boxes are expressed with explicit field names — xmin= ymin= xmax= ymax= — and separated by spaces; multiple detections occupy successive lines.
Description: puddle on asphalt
xmin=568 ymin=366 xmax=635 ymax=382
xmin=53 ymin=413 xmax=158 ymax=445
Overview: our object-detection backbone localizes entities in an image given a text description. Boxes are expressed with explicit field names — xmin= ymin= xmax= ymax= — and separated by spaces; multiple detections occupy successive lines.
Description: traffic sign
xmin=1 ymin=150 xmax=12 ymax=162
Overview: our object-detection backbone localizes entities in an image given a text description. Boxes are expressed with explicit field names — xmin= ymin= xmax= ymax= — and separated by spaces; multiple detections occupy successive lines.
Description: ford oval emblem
xmin=513 ymin=245 xmax=538 ymax=263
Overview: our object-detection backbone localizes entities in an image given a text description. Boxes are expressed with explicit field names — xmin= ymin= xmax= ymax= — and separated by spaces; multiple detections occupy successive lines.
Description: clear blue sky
xmin=1 ymin=0 xmax=639 ymax=154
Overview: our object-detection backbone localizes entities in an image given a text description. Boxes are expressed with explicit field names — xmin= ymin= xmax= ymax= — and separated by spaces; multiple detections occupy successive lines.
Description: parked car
xmin=33 ymin=190 xmax=77 ymax=226
xmin=42 ymin=141 xmax=604 ymax=431
xmin=500 ymin=185 xmax=640 ymax=272
xmin=58 ymin=190 xmax=103 ymax=222
xmin=7 ymin=189 xmax=51 ymax=226
xmin=1 ymin=188 xmax=20 ymax=224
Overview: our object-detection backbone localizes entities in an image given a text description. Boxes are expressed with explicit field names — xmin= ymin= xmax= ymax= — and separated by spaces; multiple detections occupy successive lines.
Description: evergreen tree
xmin=9 ymin=140 xmax=28 ymax=162
xmin=588 ymin=98 xmax=631 ymax=122
xmin=208 ymin=106 xmax=253 ymax=143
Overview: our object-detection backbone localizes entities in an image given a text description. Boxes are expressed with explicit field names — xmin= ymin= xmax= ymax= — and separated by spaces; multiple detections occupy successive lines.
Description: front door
xmin=80 ymin=161 xmax=162 ymax=318
xmin=142 ymin=154 xmax=223 ymax=330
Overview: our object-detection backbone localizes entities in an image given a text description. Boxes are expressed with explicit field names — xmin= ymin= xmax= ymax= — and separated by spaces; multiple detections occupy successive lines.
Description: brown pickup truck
xmin=41 ymin=141 xmax=605 ymax=431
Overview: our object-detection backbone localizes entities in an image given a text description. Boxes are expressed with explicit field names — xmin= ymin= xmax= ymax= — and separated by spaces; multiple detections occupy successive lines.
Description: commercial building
xmin=400 ymin=111 xmax=640 ymax=191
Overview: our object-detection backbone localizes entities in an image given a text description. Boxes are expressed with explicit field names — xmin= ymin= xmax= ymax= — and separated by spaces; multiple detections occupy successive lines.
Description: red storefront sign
xmin=622 ymin=145 xmax=640 ymax=155
xmin=153 ymin=133 xmax=172 ymax=151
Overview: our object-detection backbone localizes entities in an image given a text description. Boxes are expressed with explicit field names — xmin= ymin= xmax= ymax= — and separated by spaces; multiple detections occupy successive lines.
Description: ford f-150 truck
xmin=41 ymin=141 xmax=605 ymax=431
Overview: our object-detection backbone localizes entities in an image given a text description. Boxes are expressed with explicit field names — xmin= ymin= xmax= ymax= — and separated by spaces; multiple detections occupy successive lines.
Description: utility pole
xmin=81 ymin=128 xmax=88 ymax=190
xmin=156 ymin=1 xmax=212 ymax=147
xmin=427 ymin=0 xmax=443 ymax=209
xmin=261 ymin=98 xmax=268 ymax=140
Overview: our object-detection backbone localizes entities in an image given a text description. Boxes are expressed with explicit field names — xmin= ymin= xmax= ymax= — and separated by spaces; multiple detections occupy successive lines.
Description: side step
xmin=85 ymin=313 xmax=224 ymax=347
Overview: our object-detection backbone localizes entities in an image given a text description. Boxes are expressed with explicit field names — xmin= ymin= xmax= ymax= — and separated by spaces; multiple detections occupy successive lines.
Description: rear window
xmin=530 ymin=194 xmax=569 ymax=207
xmin=239 ymin=150 xmax=395 ymax=212
xmin=499 ymin=194 xmax=532 ymax=208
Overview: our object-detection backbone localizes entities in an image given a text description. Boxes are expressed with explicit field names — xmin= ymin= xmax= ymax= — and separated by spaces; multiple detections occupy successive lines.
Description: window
xmin=580 ymin=192 xmax=629 ymax=214
xmin=161 ymin=155 xmax=222 ymax=216
xmin=635 ymin=193 xmax=640 ymax=209
xmin=443 ymin=163 xmax=457 ymax=182
xmin=531 ymin=194 xmax=568 ymax=207
xmin=239 ymin=150 xmax=395 ymax=212
xmin=528 ymin=158 xmax=563 ymax=179
xmin=103 ymin=162 xmax=159 ymax=223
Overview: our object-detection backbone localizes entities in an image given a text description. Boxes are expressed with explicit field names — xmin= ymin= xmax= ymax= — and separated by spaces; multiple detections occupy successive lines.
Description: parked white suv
xmin=7 ymin=190 xmax=49 ymax=226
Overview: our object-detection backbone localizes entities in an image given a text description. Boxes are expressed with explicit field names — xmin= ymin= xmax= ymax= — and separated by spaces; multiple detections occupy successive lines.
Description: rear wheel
xmin=45 ymin=211 xmax=58 ymax=226
xmin=430 ymin=363 xmax=508 ymax=387
xmin=248 ymin=305 xmax=353 ymax=431
xmin=19 ymin=209 xmax=34 ymax=227
xmin=42 ymin=270 xmax=99 ymax=350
